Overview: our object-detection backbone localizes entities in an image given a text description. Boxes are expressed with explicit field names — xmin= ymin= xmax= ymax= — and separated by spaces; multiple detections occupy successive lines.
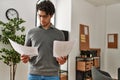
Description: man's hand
xmin=56 ymin=56 xmax=67 ymax=65
xmin=21 ymin=55 xmax=30 ymax=63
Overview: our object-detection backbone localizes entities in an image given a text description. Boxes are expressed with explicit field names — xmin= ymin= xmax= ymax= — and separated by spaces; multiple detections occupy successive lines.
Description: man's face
xmin=38 ymin=10 xmax=52 ymax=27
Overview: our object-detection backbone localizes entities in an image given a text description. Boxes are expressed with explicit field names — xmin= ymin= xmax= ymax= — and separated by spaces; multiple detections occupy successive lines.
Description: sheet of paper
xmin=9 ymin=39 xmax=38 ymax=57
xmin=53 ymin=40 xmax=75 ymax=57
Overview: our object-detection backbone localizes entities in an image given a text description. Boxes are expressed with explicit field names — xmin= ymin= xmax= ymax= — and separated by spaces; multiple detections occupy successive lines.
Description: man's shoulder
xmin=53 ymin=27 xmax=62 ymax=32
xmin=28 ymin=27 xmax=40 ymax=32
xmin=27 ymin=27 xmax=40 ymax=34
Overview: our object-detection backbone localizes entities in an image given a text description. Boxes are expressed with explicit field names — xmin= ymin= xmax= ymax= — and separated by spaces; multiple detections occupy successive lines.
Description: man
xmin=21 ymin=0 xmax=67 ymax=80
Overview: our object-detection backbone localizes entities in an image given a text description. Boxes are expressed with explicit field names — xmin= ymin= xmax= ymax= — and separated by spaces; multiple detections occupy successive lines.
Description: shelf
xmin=60 ymin=70 xmax=68 ymax=80
xmin=76 ymin=56 xmax=100 ymax=80
xmin=60 ymin=70 xmax=68 ymax=73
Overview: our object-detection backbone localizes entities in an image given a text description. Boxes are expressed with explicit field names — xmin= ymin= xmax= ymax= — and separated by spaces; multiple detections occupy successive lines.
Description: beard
xmin=40 ymin=21 xmax=51 ymax=27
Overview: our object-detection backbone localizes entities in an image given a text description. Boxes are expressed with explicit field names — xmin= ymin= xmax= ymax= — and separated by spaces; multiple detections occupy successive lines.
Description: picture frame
xmin=107 ymin=33 xmax=118 ymax=48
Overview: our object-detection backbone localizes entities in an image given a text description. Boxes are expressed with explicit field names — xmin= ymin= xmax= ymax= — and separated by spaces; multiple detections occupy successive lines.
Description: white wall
xmin=94 ymin=6 xmax=107 ymax=70
xmin=56 ymin=0 xmax=106 ymax=80
xmin=0 ymin=0 xmax=37 ymax=31
xmin=55 ymin=0 xmax=71 ymax=31
xmin=0 ymin=0 xmax=37 ymax=80
xmin=1 ymin=0 xmax=120 ymax=80
xmin=105 ymin=4 xmax=120 ymax=79
xmin=55 ymin=0 xmax=71 ymax=75
xmin=70 ymin=0 xmax=100 ymax=80
xmin=70 ymin=1 xmax=120 ymax=79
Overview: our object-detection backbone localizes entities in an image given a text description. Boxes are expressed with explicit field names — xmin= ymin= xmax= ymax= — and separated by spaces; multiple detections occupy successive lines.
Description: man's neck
xmin=42 ymin=23 xmax=51 ymax=30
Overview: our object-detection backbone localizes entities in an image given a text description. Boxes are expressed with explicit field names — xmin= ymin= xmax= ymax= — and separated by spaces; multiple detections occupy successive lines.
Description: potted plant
xmin=0 ymin=18 xmax=26 ymax=80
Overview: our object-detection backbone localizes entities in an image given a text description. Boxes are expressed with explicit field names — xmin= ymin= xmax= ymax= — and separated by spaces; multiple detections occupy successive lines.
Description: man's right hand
xmin=21 ymin=55 xmax=30 ymax=63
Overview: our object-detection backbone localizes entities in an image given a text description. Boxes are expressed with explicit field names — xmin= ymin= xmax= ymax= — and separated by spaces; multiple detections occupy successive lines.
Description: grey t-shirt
xmin=25 ymin=25 xmax=65 ymax=76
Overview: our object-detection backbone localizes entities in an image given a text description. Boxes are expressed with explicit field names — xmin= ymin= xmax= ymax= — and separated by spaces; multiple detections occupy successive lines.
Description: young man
xmin=21 ymin=1 xmax=67 ymax=80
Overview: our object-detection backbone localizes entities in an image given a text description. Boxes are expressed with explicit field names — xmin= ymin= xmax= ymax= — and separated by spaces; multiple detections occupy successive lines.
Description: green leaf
xmin=0 ymin=18 xmax=26 ymax=66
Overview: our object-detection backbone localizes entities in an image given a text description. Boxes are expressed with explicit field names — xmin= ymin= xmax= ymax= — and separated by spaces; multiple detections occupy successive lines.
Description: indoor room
xmin=0 ymin=0 xmax=120 ymax=80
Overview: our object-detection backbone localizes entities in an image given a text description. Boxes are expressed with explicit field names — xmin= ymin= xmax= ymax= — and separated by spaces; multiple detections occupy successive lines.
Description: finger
xmin=21 ymin=54 xmax=29 ymax=57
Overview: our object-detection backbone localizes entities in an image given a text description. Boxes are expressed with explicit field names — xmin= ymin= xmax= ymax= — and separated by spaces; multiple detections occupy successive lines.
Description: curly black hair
xmin=37 ymin=0 xmax=55 ymax=16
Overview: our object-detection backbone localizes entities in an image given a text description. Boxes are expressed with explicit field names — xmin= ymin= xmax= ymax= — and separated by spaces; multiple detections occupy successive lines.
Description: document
xmin=53 ymin=40 xmax=75 ymax=57
xmin=9 ymin=39 xmax=38 ymax=57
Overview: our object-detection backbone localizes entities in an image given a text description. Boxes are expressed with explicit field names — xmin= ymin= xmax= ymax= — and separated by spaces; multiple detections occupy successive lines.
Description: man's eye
xmin=39 ymin=15 xmax=48 ymax=18
xmin=43 ymin=16 xmax=48 ymax=18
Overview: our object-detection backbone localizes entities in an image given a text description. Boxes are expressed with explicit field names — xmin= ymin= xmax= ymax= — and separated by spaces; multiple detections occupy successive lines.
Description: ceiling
xmin=85 ymin=0 xmax=120 ymax=6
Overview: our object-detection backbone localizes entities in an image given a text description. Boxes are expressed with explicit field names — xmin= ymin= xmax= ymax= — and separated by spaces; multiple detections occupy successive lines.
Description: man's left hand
xmin=56 ymin=56 xmax=67 ymax=65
